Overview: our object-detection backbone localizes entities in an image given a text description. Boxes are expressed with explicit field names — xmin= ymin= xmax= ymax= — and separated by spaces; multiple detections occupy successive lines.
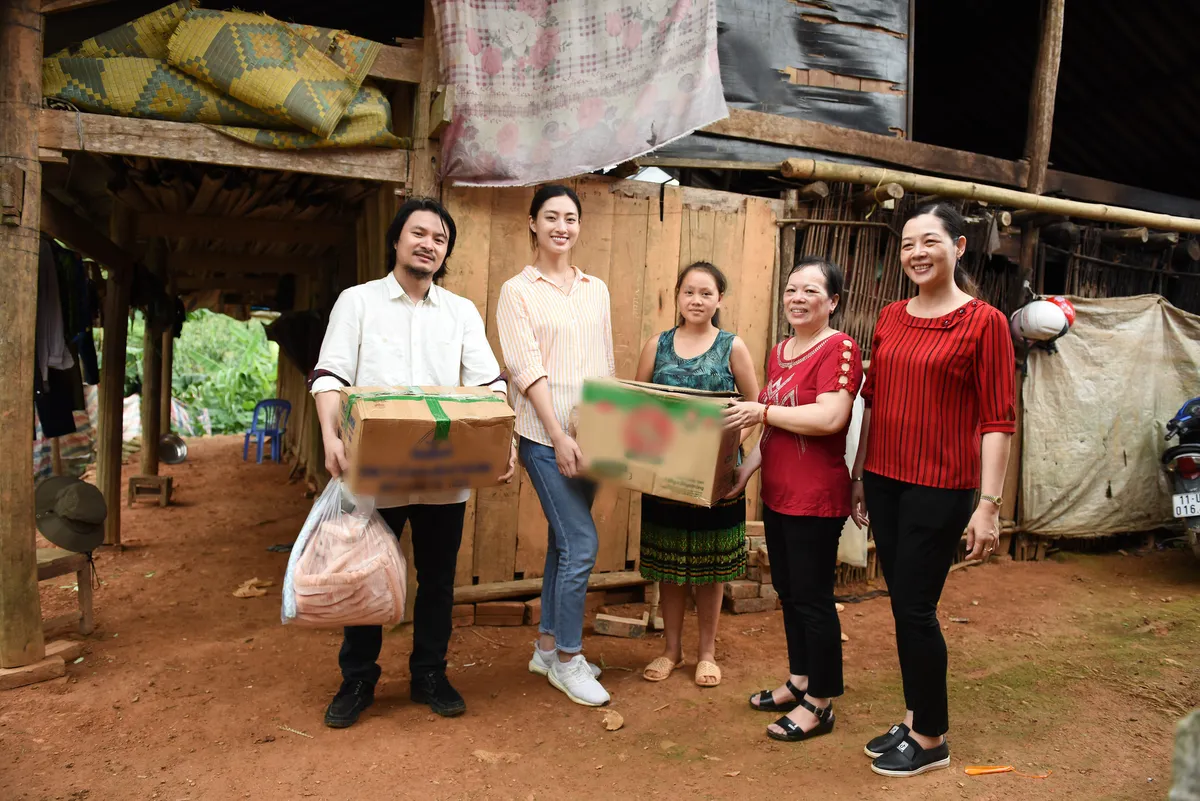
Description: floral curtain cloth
xmin=433 ymin=0 xmax=728 ymax=186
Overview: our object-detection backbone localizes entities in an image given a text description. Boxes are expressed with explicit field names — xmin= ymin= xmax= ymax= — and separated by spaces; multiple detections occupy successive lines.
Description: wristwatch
xmin=980 ymin=494 xmax=1002 ymax=507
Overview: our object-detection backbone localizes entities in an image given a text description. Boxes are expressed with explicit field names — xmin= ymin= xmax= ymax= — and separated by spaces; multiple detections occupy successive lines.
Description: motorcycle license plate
xmin=1173 ymin=492 xmax=1200 ymax=518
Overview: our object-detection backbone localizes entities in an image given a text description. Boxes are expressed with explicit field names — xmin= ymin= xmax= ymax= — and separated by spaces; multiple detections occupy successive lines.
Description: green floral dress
xmin=639 ymin=328 xmax=747 ymax=585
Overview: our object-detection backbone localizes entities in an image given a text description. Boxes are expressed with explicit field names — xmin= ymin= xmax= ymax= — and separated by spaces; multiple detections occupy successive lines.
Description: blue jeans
xmin=519 ymin=437 xmax=599 ymax=654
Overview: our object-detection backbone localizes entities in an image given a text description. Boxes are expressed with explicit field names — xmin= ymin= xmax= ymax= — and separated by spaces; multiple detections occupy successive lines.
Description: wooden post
xmin=159 ymin=328 xmax=173 ymax=434
xmin=0 ymin=0 xmax=46 ymax=669
xmin=50 ymin=438 xmax=63 ymax=476
xmin=410 ymin=0 xmax=442 ymax=198
xmin=1018 ymin=0 xmax=1066 ymax=282
xmin=139 ymin=316 xmax=162 ymax=475
xmin=96 ymin=203 xmax=133 ymax=547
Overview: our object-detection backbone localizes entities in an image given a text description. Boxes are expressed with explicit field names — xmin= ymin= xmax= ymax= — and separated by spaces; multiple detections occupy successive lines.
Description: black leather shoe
xmin=324 ymin=680 xmax=374 ymax=728
xmin=864 ymin=722 xmax=910 ymax=758
xmin=411 ymin=671 xmax=466 ymax=717
xmin=870 ymin=735 xmax=951 ymax=777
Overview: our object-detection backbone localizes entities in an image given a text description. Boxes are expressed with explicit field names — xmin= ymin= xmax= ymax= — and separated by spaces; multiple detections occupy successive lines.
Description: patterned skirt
xmin=639 ymin=493 xmax=747 ymax=585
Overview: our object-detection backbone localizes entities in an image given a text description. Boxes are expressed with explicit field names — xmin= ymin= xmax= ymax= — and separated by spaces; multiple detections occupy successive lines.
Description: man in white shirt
xmin=309 ymin=197 xmax=515 ymax=727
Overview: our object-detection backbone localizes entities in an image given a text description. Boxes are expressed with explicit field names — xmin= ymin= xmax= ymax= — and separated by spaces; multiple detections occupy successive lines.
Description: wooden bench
xmin=128 ymin=475 xmax=173 ymax=507
xmin=37 ymin=548 xmax=94 ymax=636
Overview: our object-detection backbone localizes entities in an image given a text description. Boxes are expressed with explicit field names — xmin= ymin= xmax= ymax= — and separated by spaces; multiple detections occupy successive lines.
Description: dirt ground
xmin=3 ymin=436 xmax=1197 ymax=801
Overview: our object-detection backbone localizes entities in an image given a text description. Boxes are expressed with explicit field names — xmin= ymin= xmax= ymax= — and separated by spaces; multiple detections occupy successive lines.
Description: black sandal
xmin=748 ymin=679 xmax=804 ymax=713
xmin=766 ymin=697 xmax=835 ymax=742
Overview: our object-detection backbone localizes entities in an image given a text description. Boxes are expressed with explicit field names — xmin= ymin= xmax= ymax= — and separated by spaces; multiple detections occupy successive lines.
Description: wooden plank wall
xmin=442 ymin=177 xmax=779 ymax=587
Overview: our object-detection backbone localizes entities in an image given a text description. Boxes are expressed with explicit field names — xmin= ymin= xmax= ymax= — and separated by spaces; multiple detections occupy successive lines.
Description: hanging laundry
xmin=36 ymin=238 xmax=75 ymax=390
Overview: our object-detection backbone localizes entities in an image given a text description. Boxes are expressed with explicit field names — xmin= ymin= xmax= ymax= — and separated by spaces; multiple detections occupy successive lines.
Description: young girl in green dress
xmin=635 ymin=261 xmax=760 ymax=687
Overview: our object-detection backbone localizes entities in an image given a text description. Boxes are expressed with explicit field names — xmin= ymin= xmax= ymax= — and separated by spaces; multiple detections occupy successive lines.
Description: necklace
xmin=784 ymin=325 xmax=831 ymax=362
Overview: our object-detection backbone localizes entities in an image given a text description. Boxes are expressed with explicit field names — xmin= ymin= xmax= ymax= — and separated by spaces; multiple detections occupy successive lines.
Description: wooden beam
xmin=40 ymin=193 xmax=136 ymax=272
xmin=0 ymin=0 xmax=46 ymax=669
xmin=138 ymin=213 xmax=348 ymax=246
xmin=780 ymin=159 xmax=1200 ymax=234
xmin=636 ymin=156 xmax=780 ymax=172
xmin=453 ymin=570 xmax=649 ymax=605
xmin=368 ymin=43 xmax=423 ymax=84
xmin=176 ymin=276 xmax=278 ymax=293
xmin=168 ymin=251 xmax=330 ymax=275
xmin=705 ymin=108 xmax=1027 ymax=187
xmin=1044 ymin=170 xmax=1200 ymax=220
xmin=97 ymin=203 xmax=133 ymax=547
xmin=39 ymin=0 xmax=117 ymax=11
xmin=852 ymin=182 xmax=904 ymax=211
xmin=798 ymin=181 xmax=829 ymax=200
xmin=1019 ymin=0 xmax=1066 ymax=285
xmin=1097 ymin=226 xmax=1149 ymax=245
xmin=39 ymin=110 xmax=409 ymax=184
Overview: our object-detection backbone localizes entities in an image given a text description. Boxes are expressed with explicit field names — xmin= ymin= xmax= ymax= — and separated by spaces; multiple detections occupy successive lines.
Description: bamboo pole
xmin=97 ymin=204 xmax=134 ymax=547
xmin=0 ymin=0 xmax=46 ymax=669
xmin=779 ymin=159 xmax=1200 ymax=234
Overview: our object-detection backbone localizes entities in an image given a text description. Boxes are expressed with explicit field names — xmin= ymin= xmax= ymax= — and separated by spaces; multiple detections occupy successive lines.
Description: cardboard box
xmin=576 ymin=378 xmax=740 ymax=507
xmin=338 ymin=386 xmax=515 ymax=497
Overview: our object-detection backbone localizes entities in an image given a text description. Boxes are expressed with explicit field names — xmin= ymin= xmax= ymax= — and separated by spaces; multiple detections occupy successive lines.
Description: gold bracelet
xmin=980 ymin=493 xmax=1002 ymax=507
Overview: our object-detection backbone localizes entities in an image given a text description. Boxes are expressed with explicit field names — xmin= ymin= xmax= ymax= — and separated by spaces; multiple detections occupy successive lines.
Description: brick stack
xmin=724 ymin=521 xmax=779 ymax=614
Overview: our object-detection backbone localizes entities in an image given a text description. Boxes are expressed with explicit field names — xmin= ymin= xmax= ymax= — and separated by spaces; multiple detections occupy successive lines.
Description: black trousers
xmin=864 ymin=471 xmax=975 ymax=737
xmin=339 ymin=502 xmax=465 ymax=685
xmin=762 ymin=506 xmax=845 ymax=699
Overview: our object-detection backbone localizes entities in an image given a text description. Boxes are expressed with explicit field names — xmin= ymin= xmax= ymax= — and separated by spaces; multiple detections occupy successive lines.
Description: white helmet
xmin=1010 ymin=299 xmax=1070 ymax=342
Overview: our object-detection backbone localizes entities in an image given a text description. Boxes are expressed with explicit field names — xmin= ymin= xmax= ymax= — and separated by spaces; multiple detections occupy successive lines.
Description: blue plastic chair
xmin=243 ymin=399 xmax=291 ymax=464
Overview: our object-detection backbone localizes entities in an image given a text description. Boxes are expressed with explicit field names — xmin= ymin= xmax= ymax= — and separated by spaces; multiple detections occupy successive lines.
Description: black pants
xmin=339 ymin=502 xmax=465 ymax=685
xmin=762 ymin=506 xmax=845 ymax=699
xmin=864 ymin=471 xmax=975 ymax=737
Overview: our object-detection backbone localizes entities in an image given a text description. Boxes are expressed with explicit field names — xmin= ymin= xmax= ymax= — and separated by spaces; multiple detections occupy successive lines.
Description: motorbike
xmin=1162 ymin=395 xmax=1200 ymax=558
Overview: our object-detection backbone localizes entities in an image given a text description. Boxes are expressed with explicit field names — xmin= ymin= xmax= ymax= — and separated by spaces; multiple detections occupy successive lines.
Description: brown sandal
xmin=642 ymin=656 xmax=684 ymax=682
xmin=694 ymin=660 xmax=722 ymax=687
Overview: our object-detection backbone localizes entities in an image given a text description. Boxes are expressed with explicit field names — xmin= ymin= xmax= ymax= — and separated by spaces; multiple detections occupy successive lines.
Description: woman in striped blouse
xmin=850 ymin=202 xmax=1015 ymax=778
xmin=496 ymin=184 xmax=615 ymax=708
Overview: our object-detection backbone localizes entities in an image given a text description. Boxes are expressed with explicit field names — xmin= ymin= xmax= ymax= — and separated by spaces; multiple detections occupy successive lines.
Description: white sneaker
xmin=548 ymin=654 xmax=611 ymax=707
xmin=528 ymin=644 xmax=602 ymax=678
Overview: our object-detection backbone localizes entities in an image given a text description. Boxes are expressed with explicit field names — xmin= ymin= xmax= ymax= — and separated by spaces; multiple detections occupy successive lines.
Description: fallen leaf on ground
xmin=835 ymin=603 xmax=845 ymax=613
xmin=603 ymin=710 xmax=624 ymax=731
xmin=841 ymin=632 xmax=850 ymax=642
xmin=950 ymin=617 xmax=970 ymax=624
xmin=725 ymin=771 xmax=741 ymax=777
xmin=1163 ymin=658 xmax=1183 ymax=667
xmin=473 ymin=750 xmax=520 ymax=765
xmin=233 ymin=578 xmax=274 ymax=598
xmin=659 ymin=740 xmax=678 ymax=752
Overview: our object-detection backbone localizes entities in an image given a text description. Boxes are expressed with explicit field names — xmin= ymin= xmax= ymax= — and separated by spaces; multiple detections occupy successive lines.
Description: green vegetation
xmin=119 ymin=310 xmax=279 ymax=435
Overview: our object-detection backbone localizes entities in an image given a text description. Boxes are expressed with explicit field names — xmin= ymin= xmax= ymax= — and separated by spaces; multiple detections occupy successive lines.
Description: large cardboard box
xmin=338 ymin=386 xmax=514 ymax=497
xmin=576 ymin=378 xmax=740 ymax=507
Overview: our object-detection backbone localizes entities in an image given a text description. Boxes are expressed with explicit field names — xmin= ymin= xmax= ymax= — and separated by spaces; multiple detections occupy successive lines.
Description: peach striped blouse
xmin=496 ymin=266 xmax=615 ymax=447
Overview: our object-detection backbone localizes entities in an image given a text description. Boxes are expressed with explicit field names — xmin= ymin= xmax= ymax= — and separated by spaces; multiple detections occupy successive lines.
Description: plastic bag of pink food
xmin=281 ymin=478 xmax=407 ymax=628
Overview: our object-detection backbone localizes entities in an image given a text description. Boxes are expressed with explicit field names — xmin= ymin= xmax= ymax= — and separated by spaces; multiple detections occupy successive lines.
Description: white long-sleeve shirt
xmin=311 ymin=272 xmax=506 ymax=507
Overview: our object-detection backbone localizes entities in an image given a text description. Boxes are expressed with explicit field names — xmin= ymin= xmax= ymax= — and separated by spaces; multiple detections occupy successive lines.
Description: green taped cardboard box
xmin=576 ymin=378 xmax=741 ymax=507
xmin=338 ymin=386 xmax=515 ymax=497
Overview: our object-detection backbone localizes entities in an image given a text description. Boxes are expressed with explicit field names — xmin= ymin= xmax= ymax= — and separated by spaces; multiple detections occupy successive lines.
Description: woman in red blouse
xmin=850 ymin=202 xmax=1015 ymax=778
xmin=724 ymin=257 xmax=863 ymax=744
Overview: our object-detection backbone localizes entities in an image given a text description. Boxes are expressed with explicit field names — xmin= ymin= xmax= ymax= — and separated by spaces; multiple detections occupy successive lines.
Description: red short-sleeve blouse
xmin=759 ymin=334 xmax=864 ymax=518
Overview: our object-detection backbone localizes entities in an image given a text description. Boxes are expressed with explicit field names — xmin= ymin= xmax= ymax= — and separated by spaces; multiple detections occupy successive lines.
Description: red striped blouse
xmin=861 ymin=298 xmax=1016 ymax=489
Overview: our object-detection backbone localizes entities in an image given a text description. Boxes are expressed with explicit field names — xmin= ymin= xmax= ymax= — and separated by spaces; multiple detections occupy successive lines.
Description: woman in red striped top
xmin=850 ymin=202 xmax=1015 ymax=778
